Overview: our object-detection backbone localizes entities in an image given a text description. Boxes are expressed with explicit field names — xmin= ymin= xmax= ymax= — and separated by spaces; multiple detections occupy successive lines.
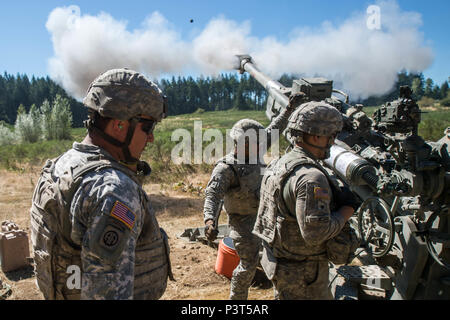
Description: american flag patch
xmin=110 ymin=201 xmax=136 ymax=230
xmin=314 ymin=187 xmax=330 ymax=200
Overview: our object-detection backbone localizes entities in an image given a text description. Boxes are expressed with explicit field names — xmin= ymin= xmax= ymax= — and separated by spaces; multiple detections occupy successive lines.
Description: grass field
xmin=0 ymin=107 xmax=449 ymax=178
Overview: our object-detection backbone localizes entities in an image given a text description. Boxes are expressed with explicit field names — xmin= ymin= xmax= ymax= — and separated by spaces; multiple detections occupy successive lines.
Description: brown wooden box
xmin=0 ymin=230 xmax=30 ymax=272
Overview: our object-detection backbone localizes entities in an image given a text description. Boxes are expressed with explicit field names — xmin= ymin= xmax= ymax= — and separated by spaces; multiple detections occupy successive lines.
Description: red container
xmin=215 ymin=237 xmax=240 ymax=279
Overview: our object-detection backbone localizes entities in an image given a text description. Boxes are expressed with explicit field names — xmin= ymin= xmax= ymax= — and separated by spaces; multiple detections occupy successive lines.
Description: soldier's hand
xmin=288 ymin=92 xmax=308 ymax=111
xmin=204 ymin=220 xmax=219 ymax=241
xmin=334 ymin=186 xmax=362 ymax=212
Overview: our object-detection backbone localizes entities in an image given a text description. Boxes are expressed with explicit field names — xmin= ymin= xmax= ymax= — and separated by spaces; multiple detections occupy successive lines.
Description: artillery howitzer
xmin=234 ymin=54 xmax=450 ymax=299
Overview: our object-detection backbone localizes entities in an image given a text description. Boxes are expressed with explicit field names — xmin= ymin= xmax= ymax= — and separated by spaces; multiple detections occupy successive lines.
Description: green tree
xmin=15 ymin=104 xmax=40 ymax=143
xmin=440 ymin=81 xmax=449 ymax=99
xmin=424 ymin=78 xmax=434 ymax=97
xmin=233 ymin=85 xmax=249 ymax=110
xmin=40 ymin=99 xmax=52 ymax=140
xmin=432 ymin=85 xmax=441 ymax=100
xmin=41 ymin=95 xmax=72 ymax=140
xmin=0 ymin=123 xmax=16 ymax=145
xmin=51 ymin=94 xmax=72 ymax=140
xmin=0 ymin=73 xmax=85 ymax=127
xmin=17 ymin=104 xmax=26 ymax=115
xmin=30 ymin=104 xmax=42 ymax=140
xmin=411 ymin=76 xmax=424 ymax=99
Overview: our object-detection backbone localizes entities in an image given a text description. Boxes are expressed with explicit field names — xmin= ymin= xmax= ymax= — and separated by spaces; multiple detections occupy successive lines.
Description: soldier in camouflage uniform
xmin=30 ymin=68 xmax=173 ymax=300
xmin=203 ymin=93 xmax=308 ymax=300
xmin=253 ymin=101 xmax=360 ymax=300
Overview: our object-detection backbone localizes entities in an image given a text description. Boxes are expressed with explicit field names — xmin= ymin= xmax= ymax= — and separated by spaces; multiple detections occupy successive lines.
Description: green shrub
xmin=419 ymin=114 xmax=450 ymax=141
xmin=440 ymin=97 xmax=450 ymax=107
xmin=14 ymin=104 xmax=42 ymax=143
xmin=418 ymin=97 xmax=436 ymax=109
xmin=42 ymin=95 xmax=73 ymax=140
xmin=0 ymin=124 xmax=17 ymax=146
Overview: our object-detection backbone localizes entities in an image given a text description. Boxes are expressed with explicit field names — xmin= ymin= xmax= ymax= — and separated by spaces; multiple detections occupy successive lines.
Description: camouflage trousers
xmin=228 ymin=214 xmax=262 ymax=300
xmin=271 ymin=259 xmax=332 ymax=300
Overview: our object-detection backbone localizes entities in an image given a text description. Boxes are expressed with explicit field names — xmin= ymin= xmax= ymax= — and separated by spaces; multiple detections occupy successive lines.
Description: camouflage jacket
xmin=203 ymin=107 xmax=293 ymax=222
xmin=30 ymin=142 xmax=171 ymax=300
xmin=253 ymin=146 xmax=347 ymax=261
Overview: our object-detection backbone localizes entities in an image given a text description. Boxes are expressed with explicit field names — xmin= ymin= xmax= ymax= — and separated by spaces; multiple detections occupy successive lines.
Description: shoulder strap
xmin=282 ymin=150 xmax=340 ymax=190
xmin=275 ymin=151 xmax=337 ymax=218
xmin=70 ymin=154 xmax=141 ymax=186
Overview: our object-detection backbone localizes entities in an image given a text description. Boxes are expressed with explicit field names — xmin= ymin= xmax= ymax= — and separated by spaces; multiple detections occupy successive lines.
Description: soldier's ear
xmin=117 ymin=121 xmax=124 ymax=131
xmin=111 ymin=120 xmax=126 ymax=133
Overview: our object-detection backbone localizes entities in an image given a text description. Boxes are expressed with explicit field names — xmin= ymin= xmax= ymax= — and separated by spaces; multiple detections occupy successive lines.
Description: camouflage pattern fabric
xmin=286 ymin=101 xmax=343 ymax=137
xmin=253 ymin=146 xmax=347 ymax=299
xmin=203 ymin=105 xmax=294 ymax=223
xmin=228 ymin=214 xmax=261 ymax=300
xmin=58 ymin=143 xmax=145 ymax=299
xmin=271 ymin=259 xmax=332 ymax=300
xmin=83 ymin=68 xmax=167 ymax=122
xmin=203 ymin=105 xmax=294 ymax=300
xmin=30 ymin=142 xmax=170 ymax=300
xmin=281 ymin=148 xmax=347 ymax=249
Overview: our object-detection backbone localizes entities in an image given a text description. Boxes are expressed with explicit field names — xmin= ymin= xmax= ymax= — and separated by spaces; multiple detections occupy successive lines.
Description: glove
xmin=287 ymin=92 xmax=308 ymax=111
xmin=204 ymin=220 xmax=219 ymax=241
xmin=334 ymin=186 xmax=362 ymax=211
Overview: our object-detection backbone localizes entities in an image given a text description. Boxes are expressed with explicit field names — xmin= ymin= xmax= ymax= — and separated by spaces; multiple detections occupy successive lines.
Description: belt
xmin=276 ymin=252 xmax=328 ymax=264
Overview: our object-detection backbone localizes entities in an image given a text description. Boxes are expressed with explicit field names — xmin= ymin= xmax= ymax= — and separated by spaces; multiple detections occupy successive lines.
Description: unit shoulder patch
xmin=313 ymin=187 xmax=330 ymax=200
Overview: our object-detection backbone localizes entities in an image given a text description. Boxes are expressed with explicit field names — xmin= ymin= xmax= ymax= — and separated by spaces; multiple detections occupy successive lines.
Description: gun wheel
xmin=357 ymin=197 xmax=394 ymax=258
xmin=424 ymin=207 xmax=450 ymax=270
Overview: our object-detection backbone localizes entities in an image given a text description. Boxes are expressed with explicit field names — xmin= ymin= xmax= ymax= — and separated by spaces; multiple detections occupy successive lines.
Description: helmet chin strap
xmin=91 ymin=118 xmax=140 ymax=165
xmin=120 ymin=118 xmax=139 ymax=165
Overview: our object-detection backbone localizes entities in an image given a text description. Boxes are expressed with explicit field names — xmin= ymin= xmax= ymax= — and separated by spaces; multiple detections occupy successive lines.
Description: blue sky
xmin=0 ymin=0 xmax=448 ymax=94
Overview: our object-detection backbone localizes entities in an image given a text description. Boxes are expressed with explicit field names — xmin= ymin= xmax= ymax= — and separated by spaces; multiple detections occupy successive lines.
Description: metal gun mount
xmin=373 ymin=86 xmax=423 ymax=135
xmin=234 ymin=55 xmax=350 ymax=121
xmin=234 ymin=54 xmax=450 ymax=299
xmin=325 ymin=91 xmax=450 ymax=300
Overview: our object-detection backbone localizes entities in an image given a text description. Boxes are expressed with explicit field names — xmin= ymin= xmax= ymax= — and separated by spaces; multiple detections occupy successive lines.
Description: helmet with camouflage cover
xmin=286 ymin=101 xmax=343 ymax=142
xmin=230 ymin=119 xmax=264 ymax=143
xmin=83 ymin=68 xmax=167 ymax=121
xmin=83 ymin=68 xmax=168 ymax=165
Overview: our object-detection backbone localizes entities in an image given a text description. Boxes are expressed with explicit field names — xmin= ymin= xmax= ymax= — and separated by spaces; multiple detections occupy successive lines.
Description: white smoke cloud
xmin=46 ymin=1 xmax=433 ymax=100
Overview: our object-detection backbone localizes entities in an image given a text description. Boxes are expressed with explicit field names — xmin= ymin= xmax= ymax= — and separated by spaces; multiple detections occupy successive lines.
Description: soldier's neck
xmin=82 ymin=134 xmax=137 ymax=172
xmin=294 ymin=143 xmax=320 ymax=160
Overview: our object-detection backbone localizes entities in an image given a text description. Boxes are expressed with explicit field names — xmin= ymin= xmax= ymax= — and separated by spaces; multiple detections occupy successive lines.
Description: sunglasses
xmin=135 ymin=117 xmax=157 ymax=135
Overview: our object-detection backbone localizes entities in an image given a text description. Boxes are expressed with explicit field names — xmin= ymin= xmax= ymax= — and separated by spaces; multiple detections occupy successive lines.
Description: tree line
xmin=160 ymin=73 xmax=268 ymax=115
xmin=0 ymin=73 xmax=86 ymax=127
xmin=0 ymin=94 xmax=73 ymax=146
xmin=160 ymin=72 xmax=449 ymax=114
xmin=1 ymin=71 xmax=448 ymax=129
xmin=358 ymin=72 xmax=449 ymax=106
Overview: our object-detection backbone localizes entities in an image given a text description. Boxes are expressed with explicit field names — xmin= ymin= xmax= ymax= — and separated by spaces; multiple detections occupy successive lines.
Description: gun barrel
xmin=235 ymin=55 xmax=290 ymax=110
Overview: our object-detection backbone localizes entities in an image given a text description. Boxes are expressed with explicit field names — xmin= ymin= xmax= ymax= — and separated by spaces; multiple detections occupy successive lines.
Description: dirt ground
xmin=0 ymin=168 xmax=273 ymax=300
